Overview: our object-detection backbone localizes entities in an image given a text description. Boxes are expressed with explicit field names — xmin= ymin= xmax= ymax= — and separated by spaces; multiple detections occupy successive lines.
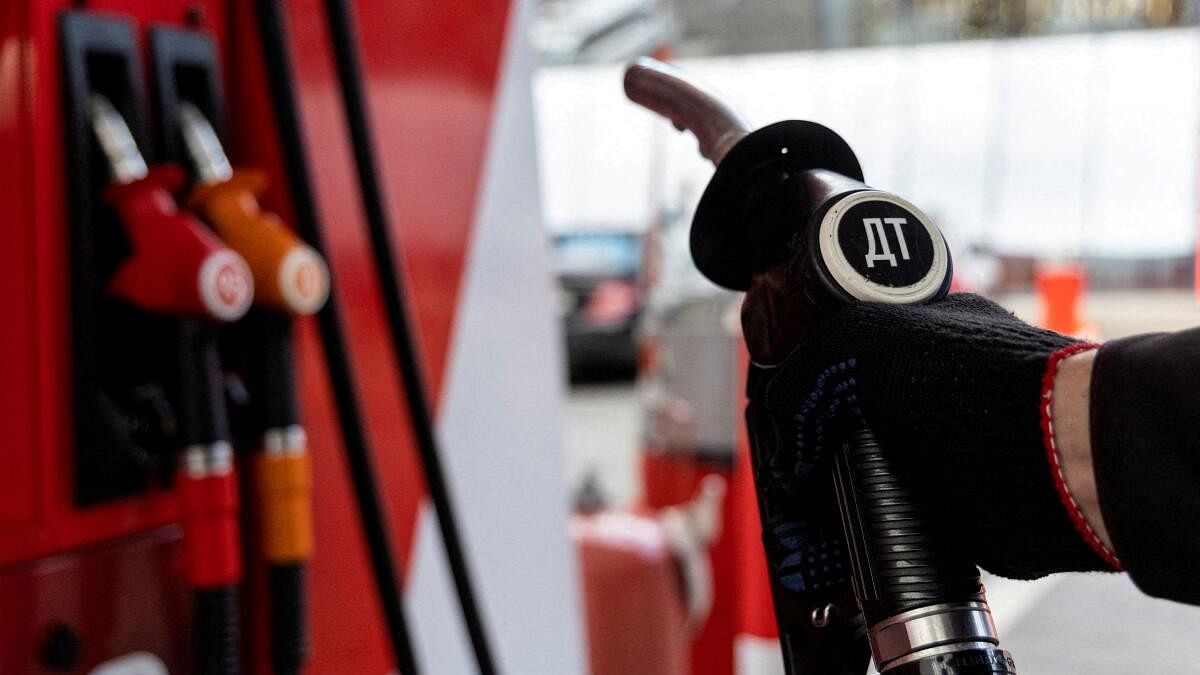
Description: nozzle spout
xmin=623 ymin=57 xmax=749 ymax=166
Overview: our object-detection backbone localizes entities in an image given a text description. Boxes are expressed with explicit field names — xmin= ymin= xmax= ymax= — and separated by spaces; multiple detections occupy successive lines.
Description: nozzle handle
xmin=190 ymin=171 xmax=331 ymax=316
xmin=105 ymin=168 xmax=255 ymax=322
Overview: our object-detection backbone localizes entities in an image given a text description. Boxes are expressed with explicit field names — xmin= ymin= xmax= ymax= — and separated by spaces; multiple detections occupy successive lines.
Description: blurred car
xmin=553 ymin=229 xmax=644 ymax=379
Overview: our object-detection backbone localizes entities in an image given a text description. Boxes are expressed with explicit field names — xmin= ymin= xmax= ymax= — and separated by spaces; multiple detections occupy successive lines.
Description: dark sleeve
xmin=1090 ymin=327 xmax=1200 ymax=605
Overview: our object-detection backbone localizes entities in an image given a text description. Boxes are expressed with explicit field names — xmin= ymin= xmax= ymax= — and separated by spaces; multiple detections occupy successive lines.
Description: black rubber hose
xmin=174 ymin=323 xmax=241 ymax=675
xmin=194 ymin=587 xmax=240 ymax=675
xmin=244 ymin=315 xmax=309 ymax=675
xmin=268 ymin=564 xmax=308 ymax=675
xmin=251 ymin=2 xmax=420 ymax=673
xmin=318 ymin=2 xmax=499 ymax=674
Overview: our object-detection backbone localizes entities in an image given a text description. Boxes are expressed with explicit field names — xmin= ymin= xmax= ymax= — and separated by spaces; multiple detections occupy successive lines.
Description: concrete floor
xmin=564 ymin=290 xmax=1200 ymax=673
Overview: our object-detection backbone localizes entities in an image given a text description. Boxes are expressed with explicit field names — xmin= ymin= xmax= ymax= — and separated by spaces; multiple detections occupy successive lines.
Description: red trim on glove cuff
xmin=1041 ymin=342 xmax=1123 ymax=571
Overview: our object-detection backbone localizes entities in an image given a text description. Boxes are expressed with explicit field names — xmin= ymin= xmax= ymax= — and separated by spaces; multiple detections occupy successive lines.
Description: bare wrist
xmin=1048 ymin=347 xmax=1120 ymax=566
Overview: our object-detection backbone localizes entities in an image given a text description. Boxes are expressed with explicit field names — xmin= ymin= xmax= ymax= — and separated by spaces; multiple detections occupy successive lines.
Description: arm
xmin=750 ymin=294 xmax=1197 ymax=594
xmin=1087 ymin=329 xmax=1200 ymax=604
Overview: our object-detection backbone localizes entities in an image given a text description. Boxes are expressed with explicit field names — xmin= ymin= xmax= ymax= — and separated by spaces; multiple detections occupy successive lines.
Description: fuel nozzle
xmin=89 ymin=95 xmax=254 ymax=322
xmin=625 ymin=59 xmax=952 ymax=363
xmin=180 ymin=102 xmax=330 ymax=316
xmin=625 ymin=60 xmax=1010 ymax=675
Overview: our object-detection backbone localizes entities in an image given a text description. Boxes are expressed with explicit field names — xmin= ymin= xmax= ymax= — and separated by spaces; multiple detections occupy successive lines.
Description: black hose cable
xmin=251 ymin=2 xmax=420 ymax=673
xmin=267 ymin=563 xmax=307 ymax=675
xmin=318 ymin=2 xmax=499 ymax=673
xmin=194 ymin=587 xmax=240 ymax=675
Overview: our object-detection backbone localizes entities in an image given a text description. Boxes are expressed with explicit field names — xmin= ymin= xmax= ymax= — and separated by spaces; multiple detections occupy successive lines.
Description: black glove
xmin=747 ymin=292 xmax=1118 ymax=586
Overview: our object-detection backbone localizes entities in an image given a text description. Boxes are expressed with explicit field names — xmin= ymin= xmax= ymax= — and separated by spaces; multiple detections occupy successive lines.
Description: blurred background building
xmin=670 ymin=0 xmax=1197 ymax=54
xmin=536 ymin=0 xmax=1200 ymax=65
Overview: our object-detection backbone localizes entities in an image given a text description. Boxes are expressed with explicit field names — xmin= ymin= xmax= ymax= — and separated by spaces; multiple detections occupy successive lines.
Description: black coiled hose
xmin=194 ymin=587 xmax=240 ymax=675
xmin=268 ymin=564 xmax=308 ymax=675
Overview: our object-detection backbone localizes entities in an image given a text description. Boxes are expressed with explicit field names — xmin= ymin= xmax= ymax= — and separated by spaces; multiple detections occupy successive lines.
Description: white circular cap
xmin=198 ymin=249 xmax=254 ymax=321
xmin=816 ymin=190 xmax=949 ymax=304
xmin=277 ymin=245 xmax=331 ymax=315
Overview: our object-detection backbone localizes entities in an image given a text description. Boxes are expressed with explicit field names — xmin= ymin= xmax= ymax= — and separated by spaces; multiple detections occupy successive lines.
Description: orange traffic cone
xmin=1035 ymin=263 xmax=1101 ymax=341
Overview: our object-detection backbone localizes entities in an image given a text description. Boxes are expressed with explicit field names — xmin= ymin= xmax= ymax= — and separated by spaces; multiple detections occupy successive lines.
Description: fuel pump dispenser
xmin=625 ymin=59 xmax=1016 ymax=675
xmin=7 ymin=3 xmax=568 ymax=672
xmin=87 ymin=93 xmax=253 ymax=675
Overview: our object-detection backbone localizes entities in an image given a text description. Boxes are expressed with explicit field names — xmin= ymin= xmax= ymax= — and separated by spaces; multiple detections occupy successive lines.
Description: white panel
xmin=907 ymin=40 xmax=997 ymax=247
xmin=986 ymin=29 xmax=1200 ymax=257
xmin=734 ymin=635 xmax=785 ymax=675
xmin=535 ymin=64 xmax=658 ymax=231
xmin=991 ymin=34 xmax=1094 ymax=256
xmin=981 ymin=572 xmax=1065 ymax=631
xmin=407 ymin=0 xmax=588 ymax=672
xmin=405 ymin=504 xmax=474 ymax=675
xmin=1084 ymin=29 xmax=1199 ymax=256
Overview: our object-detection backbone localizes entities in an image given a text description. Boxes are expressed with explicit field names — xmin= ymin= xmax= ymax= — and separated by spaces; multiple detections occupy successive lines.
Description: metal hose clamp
xmin=870 ymin=601 xmax=1000 ymax=671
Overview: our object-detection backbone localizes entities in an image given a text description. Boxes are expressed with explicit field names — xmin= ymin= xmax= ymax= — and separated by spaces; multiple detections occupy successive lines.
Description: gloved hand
xmin=746 ymin=292 xmax=1119 ymax=586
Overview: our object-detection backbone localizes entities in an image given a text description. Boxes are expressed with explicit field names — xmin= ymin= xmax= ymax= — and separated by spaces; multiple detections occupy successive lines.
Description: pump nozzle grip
xmin=190 ymin=170 xmax=330 ymax=316
xmin=106 ymin=166 xmax=254 ymax=322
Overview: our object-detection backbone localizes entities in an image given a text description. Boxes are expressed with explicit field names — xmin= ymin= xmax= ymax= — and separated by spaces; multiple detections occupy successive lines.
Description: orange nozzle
xmin=191 ymin=170 xmax=330 ymax=315
xmin=257 ymin=451 xmax=314 ymax=564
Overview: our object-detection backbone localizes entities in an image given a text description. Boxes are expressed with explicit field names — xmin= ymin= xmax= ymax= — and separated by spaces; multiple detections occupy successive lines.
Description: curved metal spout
xmin=623 ymin=57 xmax=749 ymax=166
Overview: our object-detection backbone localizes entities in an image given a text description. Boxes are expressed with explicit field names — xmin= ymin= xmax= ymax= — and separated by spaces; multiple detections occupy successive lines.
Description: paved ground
xmin=564 ymin=290 xmax=1200 ymax=673
xmin=998 ymin=289 xmax=1200 ymax=339
xmin=563 ymin=383 xmax=643 ymax=505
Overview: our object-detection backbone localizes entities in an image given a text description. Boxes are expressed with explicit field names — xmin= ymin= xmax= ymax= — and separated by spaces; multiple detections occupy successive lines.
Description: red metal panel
xmin=227 ymin=1 xmax=513 ymax=672
xmin=0 ymin=528 xmax=188 ymax=673
xmin=0 ymin=0 xmax=40 ymax=529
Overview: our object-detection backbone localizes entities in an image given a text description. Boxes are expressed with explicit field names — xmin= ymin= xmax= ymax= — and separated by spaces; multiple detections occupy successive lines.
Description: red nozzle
xmin=105 ymin=166 xmax=254 ymax=321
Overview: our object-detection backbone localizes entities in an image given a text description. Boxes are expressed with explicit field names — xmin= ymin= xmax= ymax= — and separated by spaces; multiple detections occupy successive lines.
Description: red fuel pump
xmin=2 ymin=3 xmax=570 ymax=673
